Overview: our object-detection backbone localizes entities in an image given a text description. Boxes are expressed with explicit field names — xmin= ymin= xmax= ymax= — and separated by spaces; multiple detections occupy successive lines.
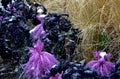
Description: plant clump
xmin=42 ymin=12 xmax=81 ymax=60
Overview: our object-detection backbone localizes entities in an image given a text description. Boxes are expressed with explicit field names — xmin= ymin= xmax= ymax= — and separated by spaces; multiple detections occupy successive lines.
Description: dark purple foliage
xmin=0 ymin=0 xmax=32 ymax=62
xmin=42 ymin=13 xmax=81 ymax=60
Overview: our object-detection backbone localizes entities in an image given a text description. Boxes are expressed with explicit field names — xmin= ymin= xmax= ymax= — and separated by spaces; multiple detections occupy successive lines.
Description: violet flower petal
xmin=93 ymin=51 xmax=101 ymax=59
xmin=104 ymin=53 xmax=112 ymax=60
xmin=30 ymin=24 xmax=46 ymax=40
xmin=34 ymin=40 xmax=44 ymax=53
xmin=36 ymin=15 xmax=46 ymax=22
xmin=87 ymin=60 xmax=98 ymax=68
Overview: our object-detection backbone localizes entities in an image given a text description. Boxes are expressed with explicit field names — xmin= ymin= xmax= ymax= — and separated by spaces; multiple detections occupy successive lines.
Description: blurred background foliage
xmin=29 ymin=0 xmax=120 ymax=62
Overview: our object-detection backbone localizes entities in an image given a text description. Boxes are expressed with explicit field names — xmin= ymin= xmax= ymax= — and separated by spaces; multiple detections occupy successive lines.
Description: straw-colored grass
xmin=65 ymin=0 xmax=120 ymax=61
xmin=30 ymin=0 xmax=120 ymax=61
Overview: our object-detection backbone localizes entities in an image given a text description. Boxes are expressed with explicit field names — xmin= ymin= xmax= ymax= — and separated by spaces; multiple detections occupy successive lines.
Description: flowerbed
xmin=0 ymin=0 xmax=120 ymax=79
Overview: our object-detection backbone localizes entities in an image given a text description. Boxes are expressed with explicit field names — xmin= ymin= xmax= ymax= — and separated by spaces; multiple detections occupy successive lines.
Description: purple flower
xmin=30 ymin=15 xmax=46 ymax=40
xmin=30 ymin=24 xmax=46 ymax=40
xmin=36 ymin=15 xmax=46 ymax=22
xmin=25 ymin=40 xmax=57 ymax=78
xmin=86 ymin=51 xmax=115 ymax=77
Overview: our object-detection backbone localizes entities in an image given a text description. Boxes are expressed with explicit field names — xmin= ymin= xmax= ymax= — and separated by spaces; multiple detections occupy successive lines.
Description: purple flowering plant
xmin=25 ymin=40 xmax=57 ymax=78
xmin=86 ymin=51 xmax=115 ymax=77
